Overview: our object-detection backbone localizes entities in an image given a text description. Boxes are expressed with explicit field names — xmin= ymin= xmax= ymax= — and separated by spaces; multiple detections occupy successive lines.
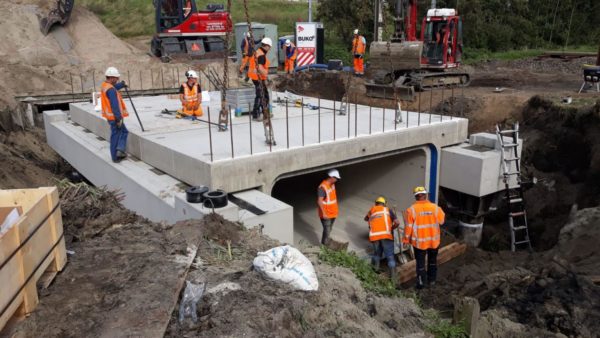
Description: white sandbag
xmin=253 ymin=245 xmax=319 ymax=291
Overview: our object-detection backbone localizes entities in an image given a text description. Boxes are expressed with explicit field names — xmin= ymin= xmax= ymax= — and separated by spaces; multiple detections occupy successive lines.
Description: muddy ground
xmin=1 ymin=1 xmax=600 ymax=336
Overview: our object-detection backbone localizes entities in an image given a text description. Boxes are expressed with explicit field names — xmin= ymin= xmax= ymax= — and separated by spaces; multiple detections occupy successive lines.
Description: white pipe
xmin=308 ymin=0 xmax=312 ymax=22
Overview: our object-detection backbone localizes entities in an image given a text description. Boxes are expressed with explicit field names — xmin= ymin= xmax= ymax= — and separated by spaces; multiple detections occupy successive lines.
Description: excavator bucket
xmin=39 ymin=0 xmax=75 ymax=36
xmin=367 ymin=41 xmax=423 ymax=82
xmin=365 ymin=41 xmax=423 ymax=101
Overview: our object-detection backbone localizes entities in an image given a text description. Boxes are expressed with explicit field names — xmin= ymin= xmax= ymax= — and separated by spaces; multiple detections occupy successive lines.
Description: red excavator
xmin=367 ymin=0 xmax=470 ymax=100
xmin=151 ymin=0 xmax=232 ymax=61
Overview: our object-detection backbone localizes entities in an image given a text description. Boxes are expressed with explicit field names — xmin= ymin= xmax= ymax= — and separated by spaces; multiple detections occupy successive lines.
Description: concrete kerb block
xmin=43 ymin=110 xmax=68 ymax=124
xmin=453 ymin=296 xmax=480 ymax=336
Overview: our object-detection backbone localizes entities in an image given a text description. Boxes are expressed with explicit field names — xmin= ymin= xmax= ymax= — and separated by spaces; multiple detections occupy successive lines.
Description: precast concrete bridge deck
xmin=45 ymin=90 xmax=468 ymax=251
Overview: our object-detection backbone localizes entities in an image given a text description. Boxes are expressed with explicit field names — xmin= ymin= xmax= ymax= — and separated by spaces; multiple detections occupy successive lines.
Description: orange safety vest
xmin=248 ymin=48 xmax=270 ymax=81
xmin=352 ymin=35 xmax=366 ymax=55
xmin=284 ymin=43 xmax=297 ymax=60
xmin=403 ymin=200 xmax=445 ymax=250
xmin=182 ymin=82 xmax=200 ymax=104
xmin=318 ymin=179 xmax=338 ymax=219
xmin=367 ymin=205 xmax=394 ymax=242
xmin=100 ymin=81 xmax=129 ymax=121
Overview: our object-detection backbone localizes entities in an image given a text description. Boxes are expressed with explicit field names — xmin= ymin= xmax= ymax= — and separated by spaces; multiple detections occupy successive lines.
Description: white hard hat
xmin=105 ymin=67 xmax=120 ymax=77
xmin=328 ymin=169 xmax=341 ymax=180
xmin=285 ymin=39 xmax=291 ymax=46
xmin=261 ymin=37 xmax=272 ymax=46
xmin=186 ymin=70 xmax=199 ymax=79
xmin=353 ymin=29 xmax=359 ymax=34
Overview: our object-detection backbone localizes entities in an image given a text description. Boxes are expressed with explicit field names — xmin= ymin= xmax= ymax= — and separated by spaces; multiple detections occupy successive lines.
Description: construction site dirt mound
xmin=276 ymin=72 xmax=347 ymax=101
xmin=57 ymin=181 xmax=141 ymax=243
xmin=0 ymin=128 xmax=66 ymax=189
xmin=165 ymin=215 xmax=428 ymax=337
xmin=5 ymin=212 xmax=429 ymax=337
xmin=424 ymin=204 xmax=600 ymax=337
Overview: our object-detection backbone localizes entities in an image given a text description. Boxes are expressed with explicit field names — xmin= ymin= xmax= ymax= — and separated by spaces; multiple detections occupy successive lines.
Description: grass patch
xmin=77 ymin=0 xmax=315 ymax=38
xmin=319 ymin=246 xmax=399 ymax=297
xmin=424 ymin=309 xmax=469 ymax=338
xmin=463 ymin=45 xmax=598 ymax=65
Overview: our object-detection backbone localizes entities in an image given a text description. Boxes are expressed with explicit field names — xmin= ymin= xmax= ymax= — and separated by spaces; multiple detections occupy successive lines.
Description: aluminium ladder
xmin=496 ymin=122 xmax=533 ymax=252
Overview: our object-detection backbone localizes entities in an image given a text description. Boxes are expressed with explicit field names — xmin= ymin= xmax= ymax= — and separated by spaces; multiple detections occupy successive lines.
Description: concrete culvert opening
xmin=271 ymin=149 xmax=428 ymax=253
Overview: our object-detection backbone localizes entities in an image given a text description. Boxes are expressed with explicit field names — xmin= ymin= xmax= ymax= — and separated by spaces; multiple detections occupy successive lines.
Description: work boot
xmin=117 ymin=150 xmax=127 ymax=159
xmin=389 ymin=267 xmax=397 ymax=284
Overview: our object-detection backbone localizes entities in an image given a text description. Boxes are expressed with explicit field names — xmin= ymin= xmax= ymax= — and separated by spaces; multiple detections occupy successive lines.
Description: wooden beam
xmin=396 ymin=242 xmax=467 ymax=284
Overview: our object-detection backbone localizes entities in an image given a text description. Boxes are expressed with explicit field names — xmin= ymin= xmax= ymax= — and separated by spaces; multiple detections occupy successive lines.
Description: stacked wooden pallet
xmin=0 ymin=187 xmax=67 ymax=331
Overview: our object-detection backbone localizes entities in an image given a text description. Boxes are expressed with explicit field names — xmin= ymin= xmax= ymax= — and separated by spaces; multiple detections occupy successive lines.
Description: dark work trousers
xmin=252 ymin=79 xmax=269 ymax=118
xmin=413 ymin=247 xmax=439 ymax=288
xmin=320 ymin=218 xmax=336 ymax=245
xmin=108 ymin=120 xmax=128 ymax=162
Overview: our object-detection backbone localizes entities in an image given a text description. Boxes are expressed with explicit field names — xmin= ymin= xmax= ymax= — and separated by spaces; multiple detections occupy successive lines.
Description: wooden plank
xmin=397 ymin=242 xmax=467 ymax=284
xmin=0 ymin=187 xmax=67 ymax=332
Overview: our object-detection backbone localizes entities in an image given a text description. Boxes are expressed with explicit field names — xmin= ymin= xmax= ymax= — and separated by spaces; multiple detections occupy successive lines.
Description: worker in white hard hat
xmin=403 ymin=186 xmax=445 ymax=289
xmin=248 ymin=37 xmax=273 ymax=121
xmin=283 ymin=39 xmax=297 ymax=75
xmin=317 ymin=169 xmax=341 ymax=245
xmin=364 ymin=196 xmax=400 ymax=282
xmin=100 ymin=67 xmax=129 ymax=163
xmin=351 ymin=29 xmax=366 ymax=76
xmin=239 ymin=31 xmax=262 ymax=80
xmin=177 ymin=70 xmax=202 ymax=118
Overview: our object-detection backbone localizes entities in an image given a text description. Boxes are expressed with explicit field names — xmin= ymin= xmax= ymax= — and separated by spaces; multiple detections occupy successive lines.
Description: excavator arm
xmin=39 ymin=0 xmax=75 ymax=36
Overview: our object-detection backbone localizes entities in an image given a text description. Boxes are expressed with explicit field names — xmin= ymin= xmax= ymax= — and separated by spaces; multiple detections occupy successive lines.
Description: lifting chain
xmin=383 ymin=3 xmax=402 ymax=123
xmin=243 ymin=0 xmax=275 ymax=145
xmin=217 ymin=0 xmax=233 ymax=131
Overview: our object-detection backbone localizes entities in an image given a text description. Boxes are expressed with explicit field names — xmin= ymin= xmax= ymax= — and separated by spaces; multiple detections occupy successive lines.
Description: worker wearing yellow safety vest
xmin=317 ymin=169 xmax=341 ymax=245
xmin=364 ymin=196 xmax=400 ymax=282
xmin=403 ymin=186 xmax=446 ymax=289
xmin=351 ymin=29 xmax=366 ymax=76
xmin=178 ymin=70 xmax=203 ymax=118
xmin=248 ymin=37 xmax=272 ymax=121
xmin=100 ymin=67 xmax=129 ymax=163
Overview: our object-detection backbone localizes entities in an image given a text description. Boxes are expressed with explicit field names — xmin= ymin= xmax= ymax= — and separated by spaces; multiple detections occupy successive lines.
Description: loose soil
xmin=1 ymin=2 xmax=600 ymax=336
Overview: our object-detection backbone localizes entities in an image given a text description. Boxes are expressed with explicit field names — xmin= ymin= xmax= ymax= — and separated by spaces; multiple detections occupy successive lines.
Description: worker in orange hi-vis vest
xmin=100 ymin=67 xmax=129 ymax=163
xmin=317 ymin=169 xmax=341 ymax=245
xmin=351 ymin=29 xmax=366 ymax=76
xmin=364 ymin=196 xmax=400 ymax=282
xmin=403 ymin=186 xmax=446 ymax=289
xmin=178 ymin=70 xmax=203 ymax=118
xmin=283 ymin=39 xmax=297 ymax=75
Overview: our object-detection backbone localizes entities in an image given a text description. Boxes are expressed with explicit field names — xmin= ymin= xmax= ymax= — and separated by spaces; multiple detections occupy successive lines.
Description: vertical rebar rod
xmin=139 ymin=71 xmax=143 ymax=90
xmin=347 ymin=97 xmax=351 ymax=138
xmin=333 ymin=99 xmax=336 ymax=141
xmin=161 ymin=68 xmax=165 ymax=90
xmin=301 ymin=98 xmax=305 ymax=146
xmin=79 ymin=74 xmax=84 ymax=93
xmin=429 ymin=88 xmax=433 ymax=124
xmin=70 ymin=74 xmax=74 ymax=102
xmin=248 ymin=103 xmax=253 ymax=155
xmin=354 ymin=94 xmax=358 ymax=137
xmin=92 ymin=71 xmax=96 ymax=92
xmin=286 ymin=99 xmax=290 ymax=149
xmin=369 ymin=104 xmax=372 ymax=135
xmin=229 ymin=105 xmax=234 ymax=158
xmin=451 ymin=87 xmax=454 ymax=120
xmin=418 ymin=91 xmax=421 ymax=126
xmin=318 ymin=96 xmax=321 ymax=143
xmin=394 ymin=100 xmax=398 ymax=131
xmin=382 ymin=106 xmax=385 ymax=133
xmin=207 ymin=107 xmax=214 ymax=162
xmin=440 ymin=85 xmax=444 ymax=122
xmin=127 ymin=71 xmax=131 ymax=90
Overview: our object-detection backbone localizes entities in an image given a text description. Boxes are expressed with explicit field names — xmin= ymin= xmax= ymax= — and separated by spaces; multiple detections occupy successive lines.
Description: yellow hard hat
xmin=413 ymin=186 xmax=427 ymax=195
xmin=375 ymin=196 xmax=386 ymax=204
